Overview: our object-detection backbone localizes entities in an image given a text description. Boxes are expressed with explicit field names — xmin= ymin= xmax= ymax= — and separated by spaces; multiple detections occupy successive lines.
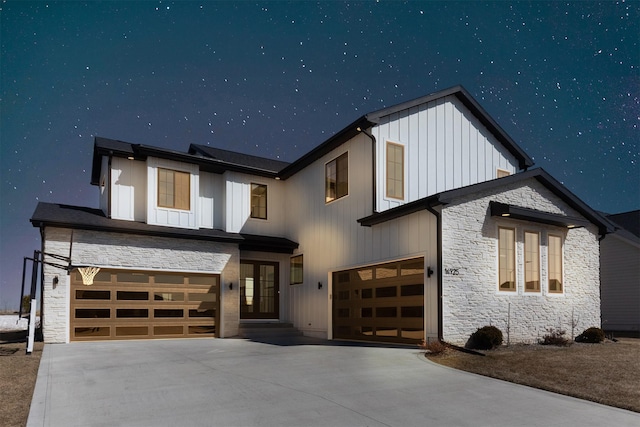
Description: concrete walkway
xmin=28 ymin=337 xmax=639 ymax=427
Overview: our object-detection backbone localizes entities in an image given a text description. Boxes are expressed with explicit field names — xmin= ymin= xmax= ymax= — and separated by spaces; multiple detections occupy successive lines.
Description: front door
xmin=240 ymin=261 xmax=279 ymax=319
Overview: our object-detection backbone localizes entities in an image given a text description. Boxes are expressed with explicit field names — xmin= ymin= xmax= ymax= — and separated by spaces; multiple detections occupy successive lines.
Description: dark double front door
xmin=240 ymin=261 xmax=279 ymax=319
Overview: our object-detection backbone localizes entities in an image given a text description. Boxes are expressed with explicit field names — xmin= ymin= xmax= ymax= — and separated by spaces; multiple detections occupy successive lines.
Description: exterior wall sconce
xmin=52 ymin=276 xmax=59 ymax=288
xmin=427 ymin=267 xmax=434 ymax=278
xmin=318 ymin=282 xmax=323 ymax=289
xmin=229 ymin=282 xmax=233 ymax=290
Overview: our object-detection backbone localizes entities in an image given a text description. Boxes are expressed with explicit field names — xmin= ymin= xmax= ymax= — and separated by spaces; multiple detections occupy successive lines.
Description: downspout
xmin=107 ymin=153 xmax=113 ymax=218
xmin=357 ymin=126 xmax=377 ymax=214
xmin=426 ymin=204 xmax=443 ymax=342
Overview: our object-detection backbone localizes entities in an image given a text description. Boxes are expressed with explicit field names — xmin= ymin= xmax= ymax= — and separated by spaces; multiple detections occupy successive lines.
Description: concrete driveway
xmin=28 ymin=337 xmax=638 ymax=427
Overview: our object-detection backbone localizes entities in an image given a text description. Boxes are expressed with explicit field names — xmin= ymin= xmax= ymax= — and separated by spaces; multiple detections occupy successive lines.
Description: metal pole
xmin=18 ymin=257 xmax=28 ymax=319
xmin=26 ymin=250 xmax=39 ymax=355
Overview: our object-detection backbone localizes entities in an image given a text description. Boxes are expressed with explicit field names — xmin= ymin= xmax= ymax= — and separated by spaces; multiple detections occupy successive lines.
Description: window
xmin=498 ymin=227 xmax=516 ymax=291
xmin=250 ymin=183 xmax=267 ymax=219
xmin=158 ymin=168 xmax=190 ymax=210
xmin=386 ymin=142 xmax=404 ymax=199
xmin=290 ymin=255 xmax=303 ymax=285
xmin=548 ymin=234 xmax=563 ymax=293
xmin=325 ymin=152 xmax=348 ymax=203
xmin=524 ymin=231 xmax=540 ymax=292
xmin=497 ymin=168 xmax=511 ymax=178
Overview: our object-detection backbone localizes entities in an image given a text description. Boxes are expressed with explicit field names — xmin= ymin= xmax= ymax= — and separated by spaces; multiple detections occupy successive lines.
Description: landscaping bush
xmin=575 ymin=327 xmax=605 ymax=343
xmin=539 ymin=327 xmax=570 ymax=346
xmin=465 ymin=326 xmax=503 ymax=350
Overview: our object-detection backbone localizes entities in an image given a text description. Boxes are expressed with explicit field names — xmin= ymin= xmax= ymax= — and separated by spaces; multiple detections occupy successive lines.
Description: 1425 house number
xmin=444 ymin=268 xmax=460 ymax=275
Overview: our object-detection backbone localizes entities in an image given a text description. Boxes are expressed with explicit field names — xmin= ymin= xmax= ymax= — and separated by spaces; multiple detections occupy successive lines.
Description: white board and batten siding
xmin=198 ymin=171 xmax=224 ymax=229
xmin=222 ymin=171 xmax=287 ymax=235
xmin=109 ymin=157 xmax=146 ymax=222
xmin=284 ymin=133 xmax=439 ymax=339
xmin=146 ymin=157 xmax=199 ymax=229
xmin=373 ymin=94 xmax=519 ymax=212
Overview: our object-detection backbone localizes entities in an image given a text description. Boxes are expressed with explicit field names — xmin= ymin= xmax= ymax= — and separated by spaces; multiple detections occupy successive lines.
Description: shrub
xmin=575 ymin=327 xmax=605 ymax=343
xmin=466 ymin=326 xmax=503 ymax=350
xmin=419 ymin=339 xmax=447 ymax=355
xmin=539 ymin=327 xmax=570 ymax=346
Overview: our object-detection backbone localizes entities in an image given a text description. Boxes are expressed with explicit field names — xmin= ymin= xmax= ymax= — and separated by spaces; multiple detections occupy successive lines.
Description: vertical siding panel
xmin=469 ymin=116 xmax=478 ymax=184
xmin=461 ymin=106 xmax=470 ymax=187
xmin=444 ymin=99 xmax=455 ymax=191
xmin=453 ymin=101 xmax=462 ymax=189
xmin=408 ymin=107 xmax=420 ymax=202
xmin=436 ymin=98 xmax=446 ymax=193
xmin=418 ymin=104 xmax=428 ymax=199
xmin=427 ymin=101 xmax=438 ymax=196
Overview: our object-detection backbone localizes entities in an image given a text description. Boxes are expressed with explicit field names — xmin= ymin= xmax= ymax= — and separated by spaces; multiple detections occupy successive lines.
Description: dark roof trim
xmin=278 ymin=115 xmax=373 ymax=179
xmin=366 ymin=85 xmax=534 ymax=170
xmin=489 ymin=201 xmax=590 ymax=229
xmin=91 ymin=137 xmax=283 ymax=185
xmin=358 ymin=168 xmax=615 ymax=235
xmin=279 ymin=86 xmax=533 ymax=180
xmin=30 ymin=202 xmax=298 ymax=254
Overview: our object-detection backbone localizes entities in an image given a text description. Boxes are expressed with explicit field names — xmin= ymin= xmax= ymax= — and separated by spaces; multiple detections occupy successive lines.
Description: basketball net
xmin=77 ymin=267 xmax=101 ymax=286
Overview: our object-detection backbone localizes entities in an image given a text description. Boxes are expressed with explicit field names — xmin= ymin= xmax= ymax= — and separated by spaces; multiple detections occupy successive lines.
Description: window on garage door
xmin=332 ymin=258 xmax=424 ymax=344
xmin=70 ymin=269 xmax=219 ymax=341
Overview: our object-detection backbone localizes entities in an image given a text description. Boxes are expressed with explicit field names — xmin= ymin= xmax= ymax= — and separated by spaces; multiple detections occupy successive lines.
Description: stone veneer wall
xmin=440 ymin=179 xmax=601 ymax=345
xmin=41 ymin=227 xmax=240 ymax=343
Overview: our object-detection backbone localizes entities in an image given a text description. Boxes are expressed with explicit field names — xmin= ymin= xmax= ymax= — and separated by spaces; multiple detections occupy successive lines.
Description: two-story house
xmin=31 ymin=85 xmax=614 ymax=345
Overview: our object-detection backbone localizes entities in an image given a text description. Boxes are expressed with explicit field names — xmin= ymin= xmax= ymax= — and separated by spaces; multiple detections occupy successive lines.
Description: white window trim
xmin=324 ymin=151 xmax=349 ymax=204
xmin=496 ymin=225 xmax=517 ymax=293
xmin=384 ymin=140 xmax=406 ymax=201
xmin=523 ymin=230 xmax=542 ymax=295
xmin=249 ymin=182 xmax=268 ymax=222
xmin=546 ymin=233 xmax=565 ymax=296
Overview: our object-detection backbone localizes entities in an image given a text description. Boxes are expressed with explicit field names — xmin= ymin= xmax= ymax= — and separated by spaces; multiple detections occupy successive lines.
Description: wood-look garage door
xmin=332 ymin=258 xmax=425 ymax=344
xmin=70 ymin=269 xmax=219 ymax=341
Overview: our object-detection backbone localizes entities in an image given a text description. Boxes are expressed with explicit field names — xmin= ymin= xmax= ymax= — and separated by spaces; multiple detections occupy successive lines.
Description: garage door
xmin=332 ymin=258 xmax=424 ymax=344
xmin=70 ymin=269 xmax=219 ymax=341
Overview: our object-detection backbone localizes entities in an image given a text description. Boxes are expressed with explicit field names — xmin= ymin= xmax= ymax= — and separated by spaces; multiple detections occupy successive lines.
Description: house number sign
xmin=444 ymin=268 xmax=461 ymax=276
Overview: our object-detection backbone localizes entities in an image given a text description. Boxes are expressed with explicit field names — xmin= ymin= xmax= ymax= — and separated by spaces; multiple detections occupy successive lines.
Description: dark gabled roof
xmin=606 ymin=210 xmax=640 ymax=239
xmin=365 ymin=85 xmax=534 ymax=170
xmin=30 ymin=202 xmax=299 ymax=254
xmin=278 ymin=115 xmax=373 ymax=179
xmin=358 ymin=168 xmax=615 ymax=236
xmin=189 ymin=144 xmax=290 ymax=174
xmin=91 ymin=137 xmax=287 ymax=185
xmin=279 ymin=85 xmax=534 ymax=178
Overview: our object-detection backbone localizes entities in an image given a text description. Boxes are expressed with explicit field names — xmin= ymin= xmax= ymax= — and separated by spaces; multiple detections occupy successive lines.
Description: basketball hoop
xmin=77 ymin=267 xmax=101 ymax=286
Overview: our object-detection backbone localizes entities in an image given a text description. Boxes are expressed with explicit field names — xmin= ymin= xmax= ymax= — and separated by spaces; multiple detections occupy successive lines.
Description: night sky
xmin=1 ymin=1 xmax=638 ymax=310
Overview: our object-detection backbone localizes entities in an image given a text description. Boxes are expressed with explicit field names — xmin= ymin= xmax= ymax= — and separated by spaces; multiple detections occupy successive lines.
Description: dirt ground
xmin=0 ymin=331 xmax=43 ymax=427
xmin=426 ymin=338 xmax=640 ymax=413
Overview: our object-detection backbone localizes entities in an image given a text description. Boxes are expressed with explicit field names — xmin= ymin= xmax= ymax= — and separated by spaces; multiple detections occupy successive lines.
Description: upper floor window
xmin=498 ymin=227 xmax=516 ymax=291
xmin=250 ymin=183 xmax=267 ymax=220
xmin=325 ymin=152 xmax=348 ymax=203
xmin=524 ymin=231 xmax=540 ymax=292
xmin=386 ymin=142 xmax=404 ymax=199
xmin=158 ymin=168 xmax=190 ymax=210
xmin=290 ymin=254 xmax=303 ymax=285
xmin=548 ymin=234 xmax=563 ymax=293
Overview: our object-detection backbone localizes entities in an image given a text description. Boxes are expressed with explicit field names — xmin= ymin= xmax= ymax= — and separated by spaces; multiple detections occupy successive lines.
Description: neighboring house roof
xmin=605 ymin=210 xmax=640 ymax=246
xmin=358 ymin=168 xmax=615 ymax=236
xmin=90 ymin=137 xmax=289 ymax=185
xmin=279 ymin=85 xmax=534 ymax=178
xmin=30 ymin=202 xmax=299 ymax=254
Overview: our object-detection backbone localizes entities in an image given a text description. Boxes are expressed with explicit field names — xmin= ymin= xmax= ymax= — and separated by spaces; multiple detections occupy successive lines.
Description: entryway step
xmin=237 ymin=322 xmax=303 ymax=339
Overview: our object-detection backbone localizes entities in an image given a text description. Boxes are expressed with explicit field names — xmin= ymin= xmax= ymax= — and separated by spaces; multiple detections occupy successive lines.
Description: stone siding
xmin=42 ymin=227 xmax=239 ymax=343
xmin=441 ymin=179 xmax=601 ymax=345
